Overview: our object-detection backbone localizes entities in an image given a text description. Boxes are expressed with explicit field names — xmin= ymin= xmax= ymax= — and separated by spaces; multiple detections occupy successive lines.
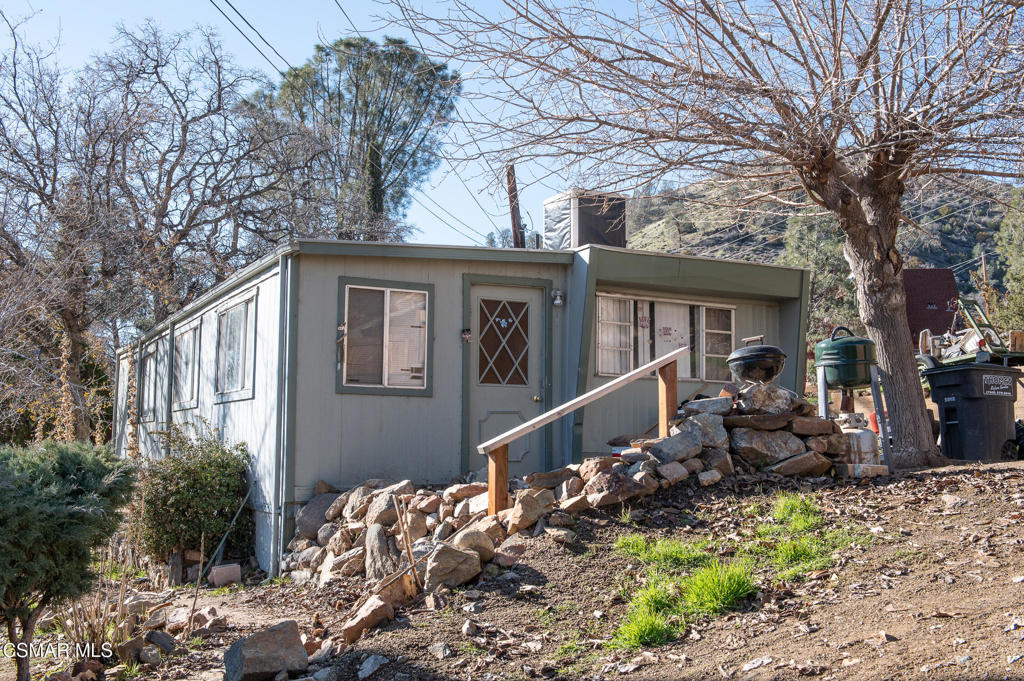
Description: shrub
xmin=0 ymin=441 xmax=135 ymax=681
xmin=134 ymin=421 xmax=252 ymax=562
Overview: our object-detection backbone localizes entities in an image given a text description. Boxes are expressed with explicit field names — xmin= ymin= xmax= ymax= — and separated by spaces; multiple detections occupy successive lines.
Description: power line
xmin=418 ymin=190 xmax=492 ymax=240
xmin=221 ymin=0 xmax=296 ymax=70
xmin=410 ymin=195 xmax=485 ymax=245
xmin=333 ymin=0 xmax=364 ymax=37
xmin=207 ymin=0 xmax=284 ymax=74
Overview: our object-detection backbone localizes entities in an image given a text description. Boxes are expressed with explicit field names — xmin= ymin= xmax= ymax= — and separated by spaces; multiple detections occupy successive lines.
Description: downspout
xmin=272 ymin=253 xmax=289 ymax=576
xmin=272 ymin=246 xmax=300 ymax=575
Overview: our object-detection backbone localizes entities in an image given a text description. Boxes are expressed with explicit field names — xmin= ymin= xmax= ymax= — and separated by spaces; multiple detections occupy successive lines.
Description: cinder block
xmin=208 ymin=563 xmax=241 ymax=587
xmin=835 ymin=463 xmax=890 ymax=479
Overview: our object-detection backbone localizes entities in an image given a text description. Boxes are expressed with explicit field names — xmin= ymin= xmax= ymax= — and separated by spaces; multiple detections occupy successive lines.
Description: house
xmin=113 ymin=238 xmax=809 ymax=573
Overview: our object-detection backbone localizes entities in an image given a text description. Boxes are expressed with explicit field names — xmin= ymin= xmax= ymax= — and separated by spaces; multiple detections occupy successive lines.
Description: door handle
xmin=532 ymin=394 xmax=543 ymax=403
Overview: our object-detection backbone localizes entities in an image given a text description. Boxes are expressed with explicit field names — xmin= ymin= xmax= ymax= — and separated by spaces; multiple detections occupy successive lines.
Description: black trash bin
xmin=923 ymin=363 xmax=1021 ymax=462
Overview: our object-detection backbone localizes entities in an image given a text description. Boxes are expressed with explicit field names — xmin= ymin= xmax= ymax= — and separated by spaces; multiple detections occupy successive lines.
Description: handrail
xmin=479 ymin=345 xmax=691 ymax=514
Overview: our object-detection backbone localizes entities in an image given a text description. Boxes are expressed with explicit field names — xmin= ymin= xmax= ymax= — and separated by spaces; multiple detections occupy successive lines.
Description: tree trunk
xmin=841 ymin=190 xmax=939 ymax=468
xmin=58 ymin=326 xmax=92 ymax=442
xmin=8 ymin=618 xmax=30 ymax=681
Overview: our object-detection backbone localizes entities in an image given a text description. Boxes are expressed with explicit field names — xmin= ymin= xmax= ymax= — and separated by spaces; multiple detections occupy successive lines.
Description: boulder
xmin=115 ymin=635 xmax=146 ymax=663
xmin=139 ymin=645 xmax=161 ymax=667
xmin=423 ymin=544 xmax=481 ymax=591
xmin=343 ymin=486 xmax=373 ymax=520
xmin=788 ymin=416 xmax=837 ymax=436
xmin=523 ymin=487 xmax=556 ymax=510
xmin=295 ymin=493 xmax=340 ymax=540
xmin=682 ymin=458 xmax=704 ymax=475
xmin=722 ymin=413 xmax=796 ymax=430
xmin=698 ymin=470 xmax=723 ymax=486
xmin=357 ymin=654 xmax=389 ymax=680
xmin=293 ymin=545 xmax=321 ymax=569
xmin=737 ymin=383 xmax=797 ymax=415
xmin=326 ymin=528 xmax=352 ymax=555
xmin=631 ymin=471 xmax=659 ymax=497
xmin=506 ymin=493 xmax=545 ymax=534
xmin=766 ymin=451 xmax=833 ymax=477
xmin=399 ymin=538 xmax=439 ymax=580
xmin=555 ymin=476 xmax=584 ymax=500
xmin=432 ymin=519 xmax=454 ymax=541
xmin=402 ymin=511 xmax=428 ymax=542
xmin=544 ymin=527 xmax=577 ymax=544
xmin=676 ymin=413 xmax=728 ymax=449
xmin=317 ymin=521 xmax=343 ymax=548
xmin=411 ymin=494 xmax=443 ymax=514
xmin=452 ymin=530 xmax=495 ymax=562
xmin=314 ymin=480 xmax=338 ymax=495
xmin=700 ymin=447 xmax=735 ymax=477
xmin=287 ymin=536 xmax=314 ymax=553
xmin=364 ymin=494 xmax=399 ymax=527
xmin=466 ymin=492 xmax=490 ymax=515
xmin=646 ymin=430 xmax=702 ymax=463
xmin=683 ymin=396 xmax=734 ymax=415
xmin=525 ymin=467 xmax=575 ymax=489
xmin=145 ymin=630 xmax=180 ymax=654
xmin=729 ymin=428 xmax=807 ymax=467
xmin=546 ymin=511 xmax=575 ymax=527
xmin=324 ymin=490 xmax=351 ymax=522
xmin=336 ymin=546 xmax=366 ymax=576
xmin=466 ymin=515 xmax=507 ymax=544
xmin=341 ymin=596 xmax=394 ymax=644
xmin=655 ymin=461 xmax=689 ymax=484
xmin=492 ymin=536 xmax=530 ymax=567
xmin=804 ymin=436 xmax=828 ymax=454
xmin=443 ymin=482 xmax=488 ymax=503
xmin=224 ymin=620 xmax=308 ymax=681
xmin=164 ymin=607 xmax=190 ymax=633
xmin=584 ymin=470 xmax=641 ymax=507
xmin=559 ymin=494 xmax=590 ymax=512
xmin=364 ymin=524 xmax=400 ymax=581
xmin=578 ymin=457 xmax=618 ymax=482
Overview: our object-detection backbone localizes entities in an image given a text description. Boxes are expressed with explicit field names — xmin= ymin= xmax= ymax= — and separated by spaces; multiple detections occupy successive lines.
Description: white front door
xmin=468 ymin=284 xmax=546 ymax=477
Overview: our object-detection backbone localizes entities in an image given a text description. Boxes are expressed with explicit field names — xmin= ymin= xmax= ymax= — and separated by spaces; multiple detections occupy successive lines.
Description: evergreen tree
xmin=0 ymin=442 xmax=134 ymax=681
xmin=993 ymin=191 xmax=1024 ymax=331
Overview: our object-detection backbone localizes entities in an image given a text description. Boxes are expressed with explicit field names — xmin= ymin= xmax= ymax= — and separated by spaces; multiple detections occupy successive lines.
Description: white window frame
xmin=139 ymin=344 xmax=158 ymax=423
xmin=595 ymin=293 xmax=736 ymax=382
xmin=341 ymin=284 xmax=429 ymax=391
xmin=701 ymin=306 xmax=735 ymax=382
xmin=172 ymin=319 xmax=202 ymax=411
xmin=596 ymin=296 xmax=635 ymax=377
xmin=214 ymin=291 xmax=257 ymax=403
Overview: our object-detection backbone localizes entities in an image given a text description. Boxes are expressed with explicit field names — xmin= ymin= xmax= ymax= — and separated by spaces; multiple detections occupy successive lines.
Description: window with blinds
xmin=173 ymin=325 xmax=199 ymax=408
xmin=595 ymin=294 xmax=733 ymax=381
xmin=342 ymin=285 xmax=427 ymax=389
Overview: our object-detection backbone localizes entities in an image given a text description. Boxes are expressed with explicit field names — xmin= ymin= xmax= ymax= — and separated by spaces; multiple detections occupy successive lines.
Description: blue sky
xmin=3 ymin=0 xmax=565 ymax=246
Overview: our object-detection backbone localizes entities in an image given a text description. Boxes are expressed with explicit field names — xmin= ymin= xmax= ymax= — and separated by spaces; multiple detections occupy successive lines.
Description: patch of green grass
xmin=610 ymin=607 xmax=675 ymax=648
xmin=121 ymin=661 xmax=142 ymax=679
xmin=771 ymin=492 xmax=822 ymax=533
xmin=184 ymin=636 xmax=203 ymax=649
xmin=261 ymin=575 xmax=288 ymax=587
xmin=614 ymin=534 xmax=714 ymax=571
xmin=460 ymin=641 xmax=487 ymax=656
xmin=681 ymin=560 xmax=756 ymax=615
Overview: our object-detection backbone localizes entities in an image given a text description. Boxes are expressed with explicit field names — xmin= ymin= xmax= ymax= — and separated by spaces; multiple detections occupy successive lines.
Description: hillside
xmin=627 ymin=179 xmax=1012 ymax=293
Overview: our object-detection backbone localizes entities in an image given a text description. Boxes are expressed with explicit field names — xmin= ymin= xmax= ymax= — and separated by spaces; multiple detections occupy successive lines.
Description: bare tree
xmin=393 ymin=0 xmax=1024 ymax=467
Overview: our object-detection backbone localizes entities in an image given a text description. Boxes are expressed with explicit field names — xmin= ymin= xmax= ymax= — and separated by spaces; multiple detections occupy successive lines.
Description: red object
xmin=868 ymin=411 xmax=889 ymax=434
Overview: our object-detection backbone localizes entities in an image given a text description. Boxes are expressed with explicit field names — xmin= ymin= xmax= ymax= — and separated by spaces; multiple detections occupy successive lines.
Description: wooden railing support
xmin=657 ymin=361 xmax=677 ymax=437
xmin=478 ymin=345 xmax=691 ymax=517
xmin=488 ymin=444 xmax=510 ymax=514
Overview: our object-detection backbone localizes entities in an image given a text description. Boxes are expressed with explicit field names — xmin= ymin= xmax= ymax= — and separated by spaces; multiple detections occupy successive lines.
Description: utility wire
xmin=221 ymin=0 xmax=296 ymax=70
xmin=411 ymin=195 xmax=485 ymax=245
xmin=418 ymin=191 xmax=492 ymax=240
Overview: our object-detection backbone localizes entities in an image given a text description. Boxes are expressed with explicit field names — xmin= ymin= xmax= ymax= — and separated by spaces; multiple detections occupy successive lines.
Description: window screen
xmin=345 ymin=288 xmax=385 ymax=385
xmin=596 ymin=296 xmax=633 ymax=375
xmin=217 ymin=302 xmax=247 ymax=393
xmin=653 ymin=301 xmax=699 ymax=378
xmin=703 ymin=307 xmax=734 ymax=381
xmin=140 ymin=350 xmax=156 ymax=420
xmin=343 ymin=286 xmax=427 ymax=389
xmin=173 ymin=327 xmax=197 ymax=405
xmin=387 ymin=291 xmax=427 ymax=387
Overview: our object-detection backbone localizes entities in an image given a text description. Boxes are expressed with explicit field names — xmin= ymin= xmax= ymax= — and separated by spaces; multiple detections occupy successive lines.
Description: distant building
xmin=902 ymin=268 xmax=959 ymax=343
